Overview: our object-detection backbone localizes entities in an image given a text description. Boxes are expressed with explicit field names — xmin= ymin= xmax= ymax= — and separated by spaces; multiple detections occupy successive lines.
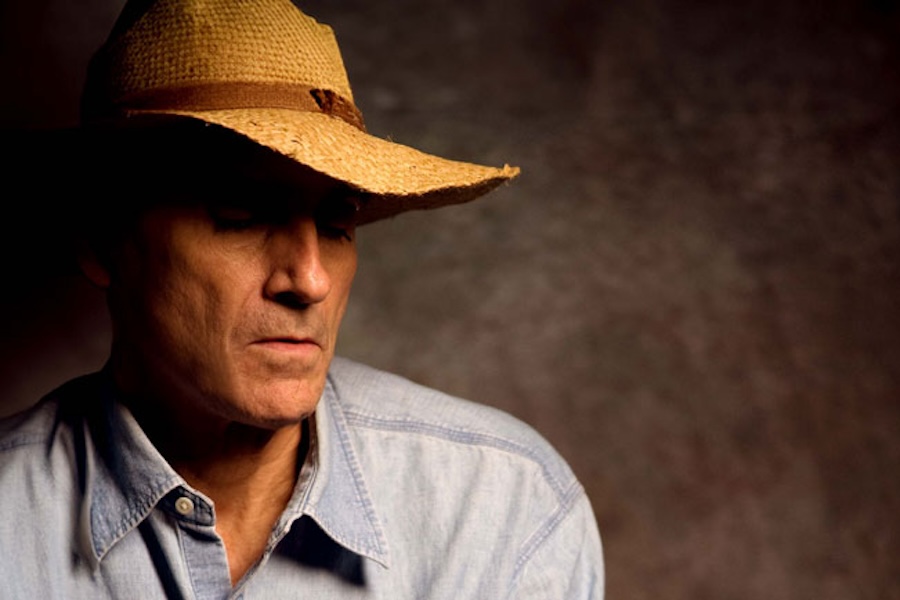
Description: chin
xmin=229 ymin=381 xmax=325 ymax=429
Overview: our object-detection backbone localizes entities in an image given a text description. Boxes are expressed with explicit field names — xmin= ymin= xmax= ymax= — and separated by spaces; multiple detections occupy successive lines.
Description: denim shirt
xmin=0 ymin=357 xmax=604 ymax=599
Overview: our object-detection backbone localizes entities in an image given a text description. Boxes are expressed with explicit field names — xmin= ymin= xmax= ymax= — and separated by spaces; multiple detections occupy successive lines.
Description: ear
xmin=75 ymin=238 xmax=111 ymax=289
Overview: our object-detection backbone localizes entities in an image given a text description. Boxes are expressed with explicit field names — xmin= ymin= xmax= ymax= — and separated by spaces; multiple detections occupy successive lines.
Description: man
xmin=0 ymin=0 xmax=603 ymax=597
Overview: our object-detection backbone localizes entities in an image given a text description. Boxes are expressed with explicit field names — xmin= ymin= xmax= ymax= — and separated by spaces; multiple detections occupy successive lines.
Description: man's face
xmin=102 ymin=164 xmax=358 ymax=431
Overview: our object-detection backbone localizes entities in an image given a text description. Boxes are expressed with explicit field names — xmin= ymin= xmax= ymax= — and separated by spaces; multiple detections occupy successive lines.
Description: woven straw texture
xmin=82 ymin=0 xmax=519 ymax=222
xmin=104 ymin=0 xmax=355 ymax=102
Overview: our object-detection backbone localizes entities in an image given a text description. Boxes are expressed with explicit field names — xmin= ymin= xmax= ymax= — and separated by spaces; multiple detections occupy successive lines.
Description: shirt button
xmin=174 ymin=496 xmax=195 ymax=516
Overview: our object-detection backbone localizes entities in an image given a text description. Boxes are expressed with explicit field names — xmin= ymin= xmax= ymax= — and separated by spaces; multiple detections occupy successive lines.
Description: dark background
xmin=2 ymin=0 xmax=899 ymax=598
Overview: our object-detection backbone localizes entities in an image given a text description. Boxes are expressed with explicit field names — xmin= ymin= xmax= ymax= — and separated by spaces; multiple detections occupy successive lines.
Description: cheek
xmin=142 ymin=246 xmax=250 ymax=366
xmin=325 ymin=247 xmax=357 ymax=331
xmin=326 ymin=242 xmax=358 ymax=301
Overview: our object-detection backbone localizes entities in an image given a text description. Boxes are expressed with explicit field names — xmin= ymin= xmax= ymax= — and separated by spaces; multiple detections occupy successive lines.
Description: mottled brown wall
xmin=2 ymin=0 xmax=899 ymax=598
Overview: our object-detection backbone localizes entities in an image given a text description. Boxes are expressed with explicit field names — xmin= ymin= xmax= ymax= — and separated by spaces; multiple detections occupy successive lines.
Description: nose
xmin=263 ymin=217 xmax=332 ymax=308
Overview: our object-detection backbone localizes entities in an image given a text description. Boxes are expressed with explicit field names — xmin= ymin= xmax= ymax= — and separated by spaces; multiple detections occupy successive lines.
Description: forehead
xmin=90 ymin=121 xmax=354 ymax=210
xmin=180 ymin=155 xmax=348 ymax=212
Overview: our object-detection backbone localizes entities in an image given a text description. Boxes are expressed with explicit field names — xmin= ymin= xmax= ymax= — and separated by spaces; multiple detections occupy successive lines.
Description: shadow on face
xmin=81 ymin=120 xmax=361 ymax=432
xmin=75 ymin=118 xmax=364 ymax=274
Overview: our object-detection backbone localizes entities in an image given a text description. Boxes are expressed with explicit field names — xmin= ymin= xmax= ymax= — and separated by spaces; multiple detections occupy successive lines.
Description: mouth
xmin=252 ymin=336 xmax=322 ymax=353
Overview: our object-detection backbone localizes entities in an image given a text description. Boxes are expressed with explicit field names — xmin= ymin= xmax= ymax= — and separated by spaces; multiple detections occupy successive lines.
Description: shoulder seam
xmin=343 ymin=409 xmax=571 ymax=499
xmin=511 ymin=480 xmax=586 ymax=583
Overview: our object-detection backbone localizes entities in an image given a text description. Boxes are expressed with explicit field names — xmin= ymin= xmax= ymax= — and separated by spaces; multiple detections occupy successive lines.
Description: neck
xmin=110 ymin=360 xmax=307 ymax=586
xmin=172 ymin=422 xmax=304 ymax=585
xmin=170 ymin=421 xmax=303 ymax=507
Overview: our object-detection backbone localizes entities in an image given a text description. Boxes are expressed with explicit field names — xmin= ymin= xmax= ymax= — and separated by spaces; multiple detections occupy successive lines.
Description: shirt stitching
xmin=342 ymin=411 xmax=571 ymax=499
xmin=94 ymin=475 xmax=183 ymax=559
xmin=0 ymin=434 xmax=47 ymax=452
xmin=511 ymin=479 xmax=583 ymax=579
xmin=320 ymin=378 xmax=391 ymax=564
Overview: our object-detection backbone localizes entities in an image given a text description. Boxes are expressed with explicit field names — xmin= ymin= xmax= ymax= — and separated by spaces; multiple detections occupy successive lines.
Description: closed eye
xmin=207 ymin=201 xmax=288 ymax=232
xmin=315 ymin=196 xmax=360 ymax=242
xmin=208 ymin=205 xmax=258 ymax=230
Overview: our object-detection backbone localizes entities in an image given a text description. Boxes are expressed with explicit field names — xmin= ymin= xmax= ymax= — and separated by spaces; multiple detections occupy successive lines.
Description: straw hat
xmin=80 ymin=0 xmax=519 ymax=224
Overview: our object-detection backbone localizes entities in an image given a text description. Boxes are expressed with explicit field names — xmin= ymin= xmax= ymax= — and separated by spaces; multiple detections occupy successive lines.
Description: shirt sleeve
xmin=508 ymin=491 xmax=606 ymax=599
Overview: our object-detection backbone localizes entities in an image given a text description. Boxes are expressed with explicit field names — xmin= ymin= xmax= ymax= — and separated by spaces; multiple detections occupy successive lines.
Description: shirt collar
xmin=286 ymin=374 xmax=391 ymax=568
xmin=80 ymin=372 xmax=185 ymax=566
xmin=79 ymin=368 xmax=390 ymax=569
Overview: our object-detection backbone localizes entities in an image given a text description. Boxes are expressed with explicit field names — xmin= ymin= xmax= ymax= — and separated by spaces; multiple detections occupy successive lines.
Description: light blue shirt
xmin=0 ymin=357 xmax=603 ymax=599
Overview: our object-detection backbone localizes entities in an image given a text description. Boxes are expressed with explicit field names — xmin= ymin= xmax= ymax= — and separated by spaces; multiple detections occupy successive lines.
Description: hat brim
xmin=116 ymin=108 xmax=519 ymax=225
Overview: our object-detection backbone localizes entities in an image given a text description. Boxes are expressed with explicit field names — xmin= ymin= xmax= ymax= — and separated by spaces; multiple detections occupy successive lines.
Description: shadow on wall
xmin=2 ymin=0 xmax=900 ymax=599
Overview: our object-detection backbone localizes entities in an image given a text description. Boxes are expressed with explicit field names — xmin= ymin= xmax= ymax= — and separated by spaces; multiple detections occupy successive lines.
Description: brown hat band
xmin=90 ymin=82 xmax=367 ymax=132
